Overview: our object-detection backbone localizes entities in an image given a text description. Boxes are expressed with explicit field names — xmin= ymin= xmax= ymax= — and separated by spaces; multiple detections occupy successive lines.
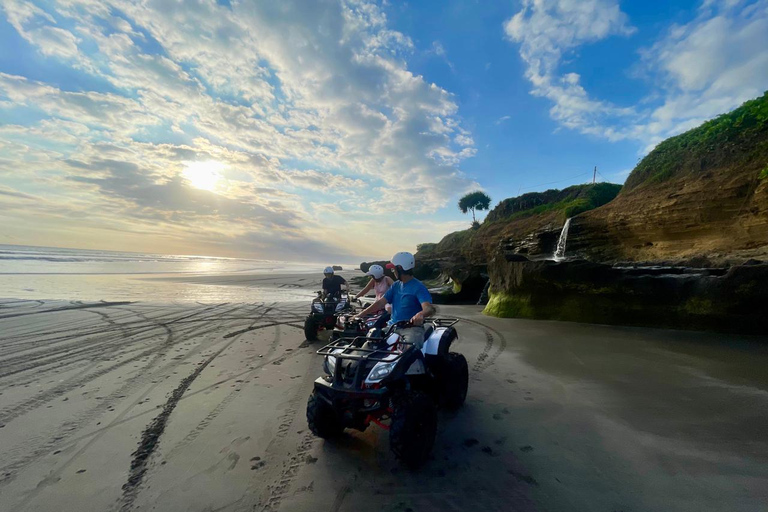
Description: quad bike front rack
xmin=316 ymin=337 xmax=412 ymax=363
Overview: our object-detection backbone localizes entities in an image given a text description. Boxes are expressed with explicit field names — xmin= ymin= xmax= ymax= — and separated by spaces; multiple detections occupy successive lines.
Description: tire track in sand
xmin=0 ymin=306 xmax=260 ymax=482
xmin=118 ymin=317 xmax=297 ymax=512
xmin=0 ymin=304 xmax=245 ymax=424
xmin=165 ymin=311 xmax=284 ymax=456
xmin=455 ymin=316 xmax=507 ymax=375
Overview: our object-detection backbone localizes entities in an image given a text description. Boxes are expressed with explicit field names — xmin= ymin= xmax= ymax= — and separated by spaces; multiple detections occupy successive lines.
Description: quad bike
xmin=306 ymin=319 xmax=469 ymax=468
xmin=304 ymin=291 xmax=354 ymax=341
xmin=330 ymin=308 xmax=391 ymax=342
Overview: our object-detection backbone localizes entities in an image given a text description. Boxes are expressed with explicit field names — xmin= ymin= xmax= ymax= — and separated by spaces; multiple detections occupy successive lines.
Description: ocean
xmin=0 ymin=245 xmax=338 ymax=302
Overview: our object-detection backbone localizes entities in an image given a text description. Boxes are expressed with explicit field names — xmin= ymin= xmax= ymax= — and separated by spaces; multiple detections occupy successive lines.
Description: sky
xmin=0 ymin=0 xmax=766 ymax=262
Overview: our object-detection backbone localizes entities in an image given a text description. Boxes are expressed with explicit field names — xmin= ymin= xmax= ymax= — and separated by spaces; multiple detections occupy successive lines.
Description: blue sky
xmin=0 ymin=0 xmax=766 ymax=261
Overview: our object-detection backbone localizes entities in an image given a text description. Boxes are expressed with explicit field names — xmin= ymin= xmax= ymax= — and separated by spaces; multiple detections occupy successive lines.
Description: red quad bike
xmin=306 ymin=319 xmax=469 ymax=468
xmin=303 ymin=291 xmax=354 ymax=341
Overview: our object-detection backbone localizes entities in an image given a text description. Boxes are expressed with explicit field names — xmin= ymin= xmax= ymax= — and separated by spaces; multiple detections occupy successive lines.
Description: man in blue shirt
xmin=356 ymin=252 xmax=435 ymax=349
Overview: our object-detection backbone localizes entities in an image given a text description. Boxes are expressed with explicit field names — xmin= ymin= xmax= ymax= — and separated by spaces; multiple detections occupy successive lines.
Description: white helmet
xmin=366 ymin=264 xmax=385 ymax=279
xmin=323 ymin=266 xmax=334 ymax=274
xmin=390 ymin=252 xmax=415 ymax=271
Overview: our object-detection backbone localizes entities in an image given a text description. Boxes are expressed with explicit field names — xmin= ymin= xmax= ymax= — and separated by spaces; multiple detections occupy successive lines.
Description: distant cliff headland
xmin=365 ymin=92 xmax=768 ymax=334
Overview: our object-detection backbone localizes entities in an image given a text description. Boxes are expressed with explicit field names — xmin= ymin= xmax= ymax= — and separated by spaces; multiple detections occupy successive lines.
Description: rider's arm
xmin=359 ymin=284 xmax=393 ymax=317
xmin=354 ymin=278 xmax=374 ymax=299
xmin=410 ymin=302 xmax=435 ymax=326
xmin=409 ymin=283 xmax=434 ymax=326
xmin=358 ymin=296 xmax=387 ymax=317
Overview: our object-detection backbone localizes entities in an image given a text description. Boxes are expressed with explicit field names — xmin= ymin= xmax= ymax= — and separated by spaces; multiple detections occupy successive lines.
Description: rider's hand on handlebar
xmin=410 ymin=312 xmax=425 ymax=326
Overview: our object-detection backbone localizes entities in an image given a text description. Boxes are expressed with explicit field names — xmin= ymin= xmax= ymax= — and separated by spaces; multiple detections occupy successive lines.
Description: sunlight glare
xmin=182 ymin=161 xmax=225 ymax=191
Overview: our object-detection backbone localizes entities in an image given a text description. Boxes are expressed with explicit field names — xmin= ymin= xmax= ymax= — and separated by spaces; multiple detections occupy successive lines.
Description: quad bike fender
xmin=422 ymin=326 xmax=458 ymax=356
xmin=386 ymin=348 xmax=426 ymax=382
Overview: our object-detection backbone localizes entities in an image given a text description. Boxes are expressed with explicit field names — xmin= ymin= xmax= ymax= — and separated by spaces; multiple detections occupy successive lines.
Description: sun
xmin=182 ymin=161 xmax=225 ymax=191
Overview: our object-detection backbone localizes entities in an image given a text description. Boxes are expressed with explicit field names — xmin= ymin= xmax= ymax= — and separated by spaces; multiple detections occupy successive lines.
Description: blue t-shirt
xmin=384 ymin=278 xmax=432 ymax=323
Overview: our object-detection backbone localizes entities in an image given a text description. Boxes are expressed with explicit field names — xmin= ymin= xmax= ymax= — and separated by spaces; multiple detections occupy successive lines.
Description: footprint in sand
xmin=462 ymin=438 xmax=479 ymax=448
xmin=508 ymin=469 xmax=539 ymax=486
xmin=519 ymin=445 xmax=534 ymax=452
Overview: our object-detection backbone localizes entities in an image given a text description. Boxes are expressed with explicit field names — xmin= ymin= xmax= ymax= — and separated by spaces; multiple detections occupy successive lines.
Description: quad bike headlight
xmin=366 ymin=361 xmax=396 ymax=383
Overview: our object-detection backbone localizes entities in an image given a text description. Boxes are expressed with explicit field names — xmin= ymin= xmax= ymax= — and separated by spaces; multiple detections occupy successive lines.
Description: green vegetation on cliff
xmin=485 ymin=183 xmax=621 ymax=223
xmin=418 ymin=182 xmax=622 ymax=265
xmin=625 ymin=91 xmax=768 ymax=191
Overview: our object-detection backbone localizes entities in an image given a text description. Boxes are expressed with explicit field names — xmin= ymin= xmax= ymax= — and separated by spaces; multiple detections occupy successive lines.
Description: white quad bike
xmin=307 ymin=318 xmax=469 ymax=467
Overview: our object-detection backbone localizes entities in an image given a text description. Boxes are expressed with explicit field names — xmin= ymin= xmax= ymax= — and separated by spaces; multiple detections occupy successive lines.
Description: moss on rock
xmin=483 ymin=291 xmax=534 ymax=319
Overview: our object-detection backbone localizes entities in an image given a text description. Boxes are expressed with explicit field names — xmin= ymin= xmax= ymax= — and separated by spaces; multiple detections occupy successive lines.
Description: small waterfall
xmin=553 ymin=218 xmax=571 ymax=261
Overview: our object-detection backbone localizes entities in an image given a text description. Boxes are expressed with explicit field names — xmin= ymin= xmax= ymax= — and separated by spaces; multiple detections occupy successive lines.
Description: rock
xmin=484 ymin=256 xmax=768 ymax=335
xmin=504 ymin=253 xmax=530 ymax=262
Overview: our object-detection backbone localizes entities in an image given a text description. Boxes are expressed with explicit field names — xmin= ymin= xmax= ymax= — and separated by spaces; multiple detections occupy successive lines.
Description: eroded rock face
xmin=566 ymin=92 xmax=768 ymax=265
xmin=499 ymin=223 xmax=561 ymax=260
xmin=484 ymin=255 xmax=768 ymax=334
xmin=567 ymin=169 xmax=768 ymax=265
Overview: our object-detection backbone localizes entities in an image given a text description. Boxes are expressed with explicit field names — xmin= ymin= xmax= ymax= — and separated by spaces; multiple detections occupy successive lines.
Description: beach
xmin=1 ymin=267 xmax=767 ymax=512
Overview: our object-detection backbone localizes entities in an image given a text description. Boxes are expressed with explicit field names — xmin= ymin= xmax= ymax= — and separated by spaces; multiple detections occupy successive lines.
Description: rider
xmin=356 ymin=252 xmax=435 ymax=349
xmin=322 ymin=266 xmax=348 ymax=299
xmin=354 ymin=264 xmax=393 ymax=327
xmin=354 ymin=264 xmax=394 ymax=306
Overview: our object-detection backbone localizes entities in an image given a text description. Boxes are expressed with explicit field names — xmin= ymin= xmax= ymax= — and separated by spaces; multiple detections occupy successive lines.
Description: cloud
xmin=0 ymin=0 xmax=479 ymax=259
xmin=504 ymin=0 xmax=637 ymax=140
xmin=429 ymin=41 xmax=455 ymax=72
xmin=633 ymin=0 xmax=768 ymax=149
xmin=504 ymin=0 xmax=768 ymax=150
xmin=495 ymin=115 xmax=511 ymax=125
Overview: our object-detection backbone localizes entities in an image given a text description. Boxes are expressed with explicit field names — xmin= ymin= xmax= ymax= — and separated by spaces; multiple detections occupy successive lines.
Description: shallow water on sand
xmin=0 ymin=244 xmax=349 ymax=302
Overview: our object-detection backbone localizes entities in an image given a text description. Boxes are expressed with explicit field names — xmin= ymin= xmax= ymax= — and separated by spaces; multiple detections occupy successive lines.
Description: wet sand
xmin=0 ymin=274 xmax=766 ymax=512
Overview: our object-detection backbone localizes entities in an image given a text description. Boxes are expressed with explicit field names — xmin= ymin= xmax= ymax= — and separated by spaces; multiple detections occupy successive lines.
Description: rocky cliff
xmin=410 ymin=92 xmax=768 ymax=332
xmin=407 ymin=183 xmax=621 ymax=303
xmin=568 ymin=92 xmax=768 ymax=265
xmin=418 ymin=183 xmax=621 ymax=265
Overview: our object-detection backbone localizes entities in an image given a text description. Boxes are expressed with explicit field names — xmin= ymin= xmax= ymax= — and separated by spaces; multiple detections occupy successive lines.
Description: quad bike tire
xmin=442 ymin=352 xmax=469 ymax=410
xmin=304 ymin=316 xmax=319 ymax=341
xmin=307 ymin=390 xmax=343 ymax=438
xmin=389 ymin=390 xmax=437 ymax=468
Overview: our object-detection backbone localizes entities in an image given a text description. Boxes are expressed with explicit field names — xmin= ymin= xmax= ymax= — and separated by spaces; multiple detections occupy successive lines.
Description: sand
xmin=0 ymin=273 xmax=767 ymax=512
